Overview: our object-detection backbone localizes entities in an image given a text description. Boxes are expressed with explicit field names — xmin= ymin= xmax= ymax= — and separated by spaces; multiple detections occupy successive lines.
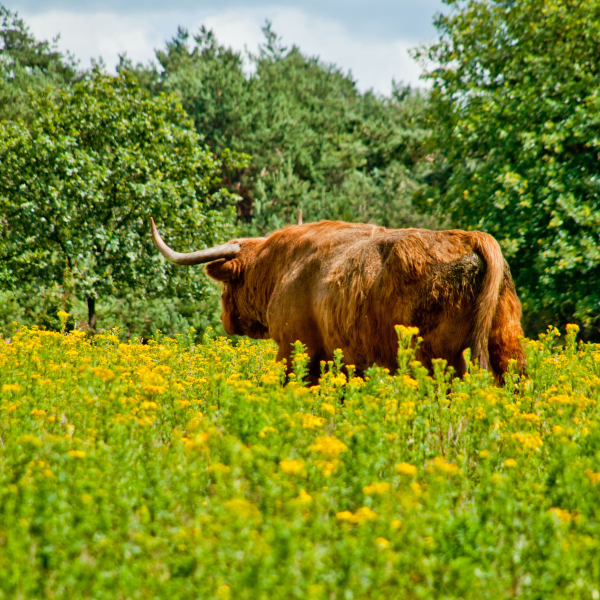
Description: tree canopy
xmin=0 ymin=5 xmax=77 ymax=121
xmin=416 ymin=0 xmax=600 ymax=339
xmin=5 ymin=3 xmax=597 ymax=340
xmin=0 ymin=69 xmax=237 ymax=330
xmin=138 ymin=23 xmax=439 ymax=235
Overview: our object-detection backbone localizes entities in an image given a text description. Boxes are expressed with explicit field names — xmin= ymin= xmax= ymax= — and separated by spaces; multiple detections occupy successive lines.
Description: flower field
xmin=1 ymin=321 xmax=600 ymax=599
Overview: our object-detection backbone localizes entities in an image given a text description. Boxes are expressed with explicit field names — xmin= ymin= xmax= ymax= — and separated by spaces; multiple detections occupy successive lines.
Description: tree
xmin=0 ymin=5 xmax=77 ymax=122
xmin=0 ymin=69 xmax=237 ymax=330
xmin=140 ymin=24 xmax=440 ymax=235
xmin=416 ymin=0 xmax=600 ymax=339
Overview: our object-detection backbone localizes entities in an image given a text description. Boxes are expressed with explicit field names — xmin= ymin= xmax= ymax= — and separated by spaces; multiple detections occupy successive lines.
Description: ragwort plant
xmin=1 ymin=319 xmax=600 ymax=599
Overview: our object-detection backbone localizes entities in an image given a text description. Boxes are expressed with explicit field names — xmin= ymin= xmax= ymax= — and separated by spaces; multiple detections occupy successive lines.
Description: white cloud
xmin=203 ymin=8 xmax=424 ymax=92
xmin=24 ymin=10 xmax=177 ymax=69
xmin=23 ymin=6 xmax=426 ymax=94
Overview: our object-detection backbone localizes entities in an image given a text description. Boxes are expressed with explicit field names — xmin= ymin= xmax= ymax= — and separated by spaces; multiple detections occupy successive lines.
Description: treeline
xmin=131 ymin=24 xmax=440 ymax=235
xmin=1 ymin=1 xmax=599 ymax=341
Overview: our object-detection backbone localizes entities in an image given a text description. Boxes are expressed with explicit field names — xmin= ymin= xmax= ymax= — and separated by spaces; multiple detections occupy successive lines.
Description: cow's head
xmin=150 ymin=219 xmax=269 ymax=339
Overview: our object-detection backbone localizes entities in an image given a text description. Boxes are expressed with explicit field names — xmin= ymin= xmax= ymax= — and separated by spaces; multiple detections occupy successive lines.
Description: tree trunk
xmin=87 ymin=297 xmax=96 ymax=330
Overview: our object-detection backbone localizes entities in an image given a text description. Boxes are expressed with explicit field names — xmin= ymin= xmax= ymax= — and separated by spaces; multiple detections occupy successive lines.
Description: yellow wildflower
xmin=225 ymin=499 xmax=261 ymax=521
xmin=309 ymin=436 xmax=348 ymax=458
xmin=260 ymin=373 xmax=279 ymax=385
xmin=143 ymin=385 xmax=167 ymax=395
xmin=585 ymin=469 xmax=600 ymax=485
xmin=548 ymin=507 xmax=579 ymax=524
xmin=336 ymin=506 xmax=378 ymax=524
xmin=2 ymin=383 xmax=22 ymax=393
xmin=395 ymin=325 xmax=419 ymax=338
xmin=67 ymin=450 xmax=86 ymax=459
xmin=91 ymin=367 xmax=115 ymax=383
xmin=296 ymin=489 xmax=313 ymax=505
xmin=401 ymin=375 xmax=419 ymax=389
xmin=410 ymin=481 xmax=422 ymax=496
xmin=315 ymin=460 xmax=342 ymax=476
xmin=427 ymin=457 xmax=462 ymax=476
xmin=547 ymin=395 xmax=575 ymax=406
xmin=504 ymin=458 xmax=517 ymax=468
xmin=279 ymin=459 xmax=306 ymax=476
xmin=301 ymin=414 xmax=325 ymax=430
xmin=363 ymin=482 xmax=391 ymax=496
xmin=19 ymin=434 xmax=42 ymax=448
xmin=259 ymin=426 xmax=278 ymax=438
xmin=216 ymin=584 xmax=231 ymax=600
xmin=395 ymin=462 xmax=418 ymax=477
xmin=511 ymin=432 xmax=543 ymax=452
xmin=207 ymin=463 xmax=231 ymax=475
xmin=187 ymin=417 xmax=204 ymax=431
xmin=473 ymin=406 xmax=486 ymax=420
xmin=154 ymin=365 xmax=172 ymax=377
xmin=518 ymin=412 xmax=540 ymax=424
xmin=320 ymin=402 xmax=336 ymax=415
xmin=331 ymin=374 xmax=347 ymax=387
xmin=375 ymin=537 xmax=390 ymax=550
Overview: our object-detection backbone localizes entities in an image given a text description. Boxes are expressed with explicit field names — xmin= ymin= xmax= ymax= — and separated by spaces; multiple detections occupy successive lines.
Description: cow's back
xmin=260 ymin=222 xmax=488 ymax=373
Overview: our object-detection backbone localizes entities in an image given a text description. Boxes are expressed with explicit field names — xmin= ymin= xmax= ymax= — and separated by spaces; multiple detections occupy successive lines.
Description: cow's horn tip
xmin=150 ymin=217 xmax=161 ymax=238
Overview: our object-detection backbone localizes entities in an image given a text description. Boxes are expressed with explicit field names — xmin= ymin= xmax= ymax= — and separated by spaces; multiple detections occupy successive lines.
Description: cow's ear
xmin=205 ymin=259 xmax=242 ymax=282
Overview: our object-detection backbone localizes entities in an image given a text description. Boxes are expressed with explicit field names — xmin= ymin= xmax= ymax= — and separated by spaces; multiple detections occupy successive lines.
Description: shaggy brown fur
xmin=201 ymin=221 xmax=525 ymax=383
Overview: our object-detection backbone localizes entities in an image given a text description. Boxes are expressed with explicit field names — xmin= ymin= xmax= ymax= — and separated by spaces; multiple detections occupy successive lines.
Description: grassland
xmin=1 ymin=319 xmax=600 ymax=599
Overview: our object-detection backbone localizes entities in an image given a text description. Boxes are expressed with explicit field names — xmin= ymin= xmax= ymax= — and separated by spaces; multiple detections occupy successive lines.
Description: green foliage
xmin=0 ymin=13 xmax=443 ymax=337
xmin=1 ymin=325 xmax=600 ymax=597
xmin=145 ymin=24 xmax=442 ymax=234
xmin=0 ymin=288 xmax=222 ymax=342
xmin=0 ymin=69 xmax=237 ymax=331
xmin=0 ymin=5 xmax=77 ymax=122
xmin=416 ymin=0 xmax=600 ymax=339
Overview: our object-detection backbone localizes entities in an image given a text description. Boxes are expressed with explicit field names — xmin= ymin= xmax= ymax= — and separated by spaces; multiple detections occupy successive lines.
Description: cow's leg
xmin=414 ymin=340 xmax=434 ymax=375
xmin=418 ymin=341 xmax=467 ymax=379
xmin=488 ymin=283 xmax=526 ymax=382
xmin=449 ymin=352 xmax=467 ymax=377
xmin=307 ymin=353 xmax=325 ymax=386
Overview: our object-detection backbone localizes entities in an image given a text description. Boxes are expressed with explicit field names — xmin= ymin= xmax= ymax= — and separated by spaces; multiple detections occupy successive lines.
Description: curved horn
xmin=151 ymin=218 xmax=240 ymax=265
xmin=297 ymin=209 xmax=303 ymax=225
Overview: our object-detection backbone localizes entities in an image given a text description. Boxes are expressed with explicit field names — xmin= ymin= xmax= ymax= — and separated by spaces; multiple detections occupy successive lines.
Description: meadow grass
xmin=1 ymin=320 xmax=600 ymax=599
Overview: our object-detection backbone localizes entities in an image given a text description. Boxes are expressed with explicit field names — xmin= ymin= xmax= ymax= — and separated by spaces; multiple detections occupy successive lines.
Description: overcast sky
xmin=8 ymin=0 xmax=446 ymax=94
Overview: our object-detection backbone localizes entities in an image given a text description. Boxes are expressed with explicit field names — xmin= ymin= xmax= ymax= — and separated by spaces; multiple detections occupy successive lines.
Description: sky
xmin=8 ymin=0 xmax=447 ymax=94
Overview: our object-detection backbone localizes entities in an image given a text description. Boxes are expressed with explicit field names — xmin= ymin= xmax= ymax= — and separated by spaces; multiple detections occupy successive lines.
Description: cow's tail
xmin=468 ymin=232 xmax=504 ymax=372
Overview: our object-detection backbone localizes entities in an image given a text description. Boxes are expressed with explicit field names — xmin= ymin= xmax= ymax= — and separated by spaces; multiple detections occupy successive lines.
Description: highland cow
xmin=151 ymin=218 xmax=525 ymax=383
